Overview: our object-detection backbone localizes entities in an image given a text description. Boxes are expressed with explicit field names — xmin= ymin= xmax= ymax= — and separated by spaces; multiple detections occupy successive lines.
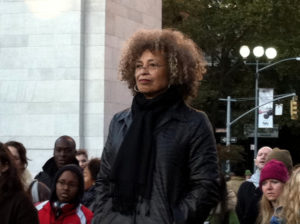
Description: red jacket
xmin=36 ymin=201 xmax=93 ymax=224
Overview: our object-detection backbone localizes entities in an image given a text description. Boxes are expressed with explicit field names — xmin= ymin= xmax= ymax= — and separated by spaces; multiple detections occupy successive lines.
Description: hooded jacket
xmin=92 ymin=101 xmax=220 ymax=224
xmin=35 ymin=157 xmax=79 ymax=189
xmin=36 ymin=164 xmax=93 ymax=224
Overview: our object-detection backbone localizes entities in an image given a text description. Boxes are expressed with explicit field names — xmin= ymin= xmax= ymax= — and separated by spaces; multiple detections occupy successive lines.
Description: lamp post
xmin=240 ymin=45 xmax=277 ymax=161
xmin=239 ymin=45 xmax=300 ymax=164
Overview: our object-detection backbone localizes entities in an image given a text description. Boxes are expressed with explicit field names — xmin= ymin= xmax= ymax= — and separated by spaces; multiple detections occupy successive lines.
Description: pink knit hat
xmin=259 ymin=159 xmax=289 ymax=188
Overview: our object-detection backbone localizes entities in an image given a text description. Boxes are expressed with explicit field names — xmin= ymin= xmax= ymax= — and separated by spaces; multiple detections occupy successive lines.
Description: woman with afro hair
xmin=92 ymin=29 xmax=220 ymax=224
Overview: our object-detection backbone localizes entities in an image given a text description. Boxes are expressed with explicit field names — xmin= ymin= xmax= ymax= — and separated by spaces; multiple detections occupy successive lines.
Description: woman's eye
xmin=149 ymin=63 xmax=157 ymax=68
xmin=135 ymin=64 xmax=142 ymax=69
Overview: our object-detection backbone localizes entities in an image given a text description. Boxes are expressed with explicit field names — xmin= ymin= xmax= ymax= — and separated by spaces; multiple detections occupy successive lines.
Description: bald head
xmin=255 ymin=146 xmax=272 ymax=170
xmin=54 ymin=136 xmax=76 ymax=168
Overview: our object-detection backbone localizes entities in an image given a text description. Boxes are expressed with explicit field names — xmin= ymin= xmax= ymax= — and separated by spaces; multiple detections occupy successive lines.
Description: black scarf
xmin=110 ymin=86 xmax=181 ymax=214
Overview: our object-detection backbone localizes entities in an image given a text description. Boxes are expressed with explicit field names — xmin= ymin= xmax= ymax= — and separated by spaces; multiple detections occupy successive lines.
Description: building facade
xmin=0 ymin=0 xmax=162 ymax=175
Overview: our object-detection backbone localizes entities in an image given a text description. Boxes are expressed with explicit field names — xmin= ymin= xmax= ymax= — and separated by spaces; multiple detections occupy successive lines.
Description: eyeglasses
xmin=135 ymin=63 xmax=165 ymax=72
xmin=57 ymin=180 xmax=78 ymax=189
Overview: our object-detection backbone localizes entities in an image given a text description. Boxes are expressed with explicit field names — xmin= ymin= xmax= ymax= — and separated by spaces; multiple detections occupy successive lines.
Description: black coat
xmin=236 ymin=181 xmax=262 ymax=224
xmin=92 ymin=101 xmax=220 ymax=224
xmin=82 ymin=185 xmax=96 ymax=211
xmin=35 ymin=157 xmax=79 ymax=189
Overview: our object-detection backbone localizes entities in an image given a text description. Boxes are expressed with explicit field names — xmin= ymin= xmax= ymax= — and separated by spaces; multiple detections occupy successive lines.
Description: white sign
xmin=258 ymin=88 xmax=273 ymax=128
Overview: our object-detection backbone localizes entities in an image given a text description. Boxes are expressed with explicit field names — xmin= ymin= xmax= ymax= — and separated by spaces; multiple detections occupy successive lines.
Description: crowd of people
xmin=0 ymin=28 xmax=299 ymax=224
xmin=0 ymin=136 xmax=101 ymax=224
xmin=226 ymin=146 xmax=297 ymax=224
xmin=3 ymin=140 xmax=297 ymax=224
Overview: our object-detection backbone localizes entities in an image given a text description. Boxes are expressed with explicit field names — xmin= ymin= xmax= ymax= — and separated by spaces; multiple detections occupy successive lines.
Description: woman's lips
xmin=138 ymin=79 xmax=151 ymax=84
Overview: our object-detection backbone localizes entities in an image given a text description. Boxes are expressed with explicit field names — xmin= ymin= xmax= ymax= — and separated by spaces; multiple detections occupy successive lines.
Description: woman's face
xmin=7 ymin=146 xmax=24 ymax=171
xmin=76 ymin=154 xmax=88 ymax=170
xmin=135 ymin=50 xmax=169 ymax=99
xmin=56 ymin=170 xmax=79 ymax=203
xmin=83 ymin=166 xmax=94 ymax=190
xmin=261 ymin=179 xmax=285 ymax=202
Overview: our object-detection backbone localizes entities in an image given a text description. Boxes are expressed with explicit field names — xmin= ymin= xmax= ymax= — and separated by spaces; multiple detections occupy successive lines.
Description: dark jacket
xmin=82 ymin=185 xmax=96 ymax=211
xmin=92 ymin=101 xmax=220 ymax=224
xmin=236 ymin=181 xmax=262 ymax=224
xmin=35 ymin=157 xmax=79 ymax=189
xmin=0 ymin=191 xmax=39 ymax=224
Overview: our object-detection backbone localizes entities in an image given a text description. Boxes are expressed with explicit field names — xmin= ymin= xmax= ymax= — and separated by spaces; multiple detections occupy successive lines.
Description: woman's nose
xmin=266 ymin=182 xmax=273 ymax=189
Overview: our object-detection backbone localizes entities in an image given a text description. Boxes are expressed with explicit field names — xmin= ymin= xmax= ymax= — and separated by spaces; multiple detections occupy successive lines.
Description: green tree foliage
xmin=163 ymin=0 xmax=300 ymax=138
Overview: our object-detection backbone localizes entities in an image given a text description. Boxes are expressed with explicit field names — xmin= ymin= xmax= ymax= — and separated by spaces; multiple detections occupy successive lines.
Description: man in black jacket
xmin=35 ymin=135 xmax=79 ymax=189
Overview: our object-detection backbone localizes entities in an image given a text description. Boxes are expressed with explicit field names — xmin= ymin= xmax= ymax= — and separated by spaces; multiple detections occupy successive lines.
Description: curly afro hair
xmin=119 ymin=29 xmax=207 ymax=102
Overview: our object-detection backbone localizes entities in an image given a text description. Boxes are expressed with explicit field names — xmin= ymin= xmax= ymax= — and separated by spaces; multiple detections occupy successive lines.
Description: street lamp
xmin=240 ymin=45 xmax=277 ymax=167
xmin=240 ymin=45 xmax=300 ymax=169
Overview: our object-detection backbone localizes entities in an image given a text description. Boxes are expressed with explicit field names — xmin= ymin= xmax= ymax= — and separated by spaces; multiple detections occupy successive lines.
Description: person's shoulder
xmin=34 ymin=171 xmax=49 ymax=181
xmin=176 ymin=102 xmax=209 ymax=121
xmin=239 ymin=180 xmax=254 ymax=188
xmin=34 ymin=171 xmax=44 ymax=178
xmin=108 ymin=108 xmax=132 ymax=130
xmin=113 ymin=108 xmax=131 ymax=120
xmin=34 ymin=157 xmax=55 ymax=177
xmin=238 ymin=181 xmax=256 ymax=194
xmin=35 ymin=200 xmax=50 ymax=212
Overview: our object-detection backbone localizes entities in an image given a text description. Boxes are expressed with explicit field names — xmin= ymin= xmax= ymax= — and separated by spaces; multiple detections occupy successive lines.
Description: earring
xmin=134 ymin=84 xmax=139 ymax=92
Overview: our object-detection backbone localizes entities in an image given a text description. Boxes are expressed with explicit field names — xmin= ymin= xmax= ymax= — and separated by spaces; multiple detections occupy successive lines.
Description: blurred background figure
xmin=257 ymin=159 xmax=289 ymax=224
xmin=35 ymin=164 xmax=93 ymax=224
xmin=292 ymin=163 xmax=300 ymax=173
xmin=265 ymin=147 xmax=293 ymax=175
xmin=82 ymin=158 xmax=101 ymax=210
xmin=0 ymin=142 xmax=39 ymax=224
xmin=6 ymin=140 xmax=51 ymax=203
xmin=245 ymin=170 xmax=252 ymax=180
xmin=6 ymin=141 xmax=32 ymax=190
xmin=35 ymin=135 xmax=78 ymax=188
xmin=271 ymin=167 xmax=300 ymax=223
xmin=206 ymin=171 xmax=240 ymax=224
xmin=227 ymin=161 xmax=246 ymax=197
xmin=236 ymin=146 xmax=272 ymax=224
xmin=76 ymin=149 xmax=89 ymax=170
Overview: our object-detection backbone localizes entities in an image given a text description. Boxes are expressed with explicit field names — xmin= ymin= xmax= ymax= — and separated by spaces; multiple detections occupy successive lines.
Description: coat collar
xmin=42 ymin=157 xmax=79 ymax=177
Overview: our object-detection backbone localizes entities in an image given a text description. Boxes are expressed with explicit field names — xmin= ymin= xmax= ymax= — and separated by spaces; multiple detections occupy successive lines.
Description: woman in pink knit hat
xmin=257 ymin=159 xmax=289 ymax=224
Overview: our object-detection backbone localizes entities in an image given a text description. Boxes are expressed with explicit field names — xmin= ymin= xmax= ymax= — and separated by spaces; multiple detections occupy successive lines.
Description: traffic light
xmin=290 ymin=96 xmax=298 ymax=120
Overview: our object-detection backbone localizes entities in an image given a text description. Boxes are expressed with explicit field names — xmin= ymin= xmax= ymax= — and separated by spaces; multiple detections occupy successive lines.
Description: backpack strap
xmin=30 ymin=179 xmax=39 ymax=203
